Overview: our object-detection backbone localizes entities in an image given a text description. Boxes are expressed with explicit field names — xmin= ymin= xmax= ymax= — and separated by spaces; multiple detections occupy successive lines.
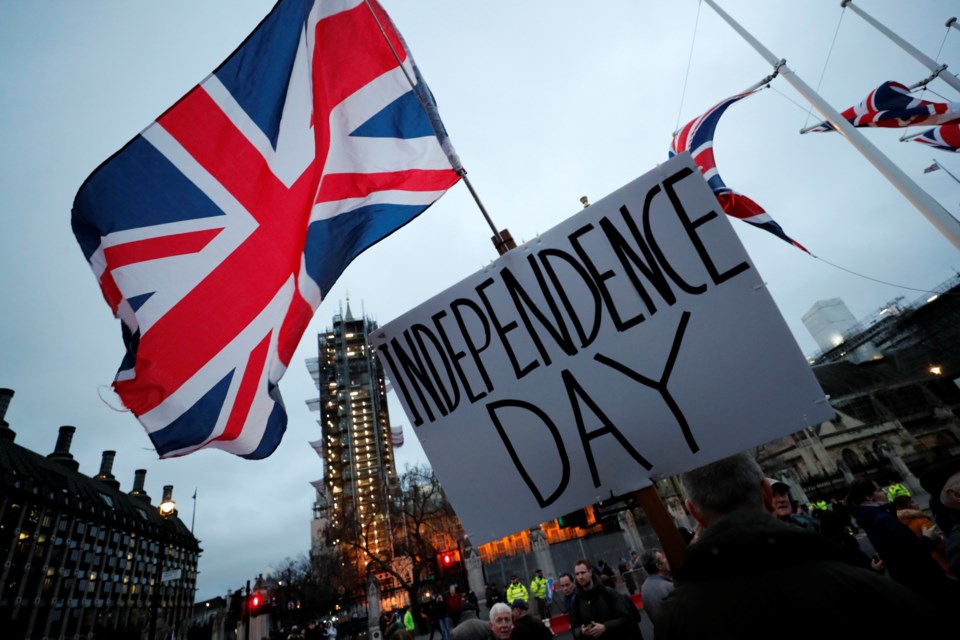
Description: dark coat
xmin=569 ymin=580 xmax=632 ymax=640
xmin=656 ymin=511 xmax=945 ymax=640
xmin=853 ymin=502 xmax=951 ymax=602
xmin=511 ymin=614 xmax=552 ymax=640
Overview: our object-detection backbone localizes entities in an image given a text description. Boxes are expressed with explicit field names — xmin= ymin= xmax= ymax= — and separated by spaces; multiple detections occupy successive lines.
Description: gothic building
xmin=0 ymin=389 xmax=200 ymax=639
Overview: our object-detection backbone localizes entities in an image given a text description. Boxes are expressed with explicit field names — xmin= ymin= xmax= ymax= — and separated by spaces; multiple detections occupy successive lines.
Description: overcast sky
xmin=1 ymin=0 xmax=958 ymax=601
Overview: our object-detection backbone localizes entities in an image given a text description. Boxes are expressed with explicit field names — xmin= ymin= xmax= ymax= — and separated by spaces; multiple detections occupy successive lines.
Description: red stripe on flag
xmin=316 ymin=169 xmax=459 ymax=203
xmin=104 ymin=228 xmax=223 ymax=269
xmin=215 ymin=331 xmax=272 ymax=443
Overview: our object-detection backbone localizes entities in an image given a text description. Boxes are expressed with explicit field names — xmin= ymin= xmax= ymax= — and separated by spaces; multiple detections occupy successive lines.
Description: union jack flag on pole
xmin=806 ymin=81 xmax=960 ymax=133
xmin=71 ymin=0 xmax=461 ymax=459
xmin=914 ymin=123 xmax=960 ymax=153
xmin=670 ymin=92 xmax=808 ymax=252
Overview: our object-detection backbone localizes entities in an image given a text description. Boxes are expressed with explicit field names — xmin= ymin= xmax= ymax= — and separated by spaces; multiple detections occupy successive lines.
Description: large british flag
xmin=915 ymin=123 xmax=960 ymax=153
xmin=670 ymin=92 xmax=808 ymax=252
xmin=808 ymin=81 xmax=960 ymax=132
xmin=71 ymin=0 xmax=461 ymax=459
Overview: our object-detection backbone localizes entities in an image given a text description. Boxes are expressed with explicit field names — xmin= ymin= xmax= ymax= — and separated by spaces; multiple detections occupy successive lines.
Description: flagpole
xmin=930 ymin=160 xmax=960 ymax=187
xmin=703 ymin=0 xmax=960 ymax=251
xmin=191 ymin=488 xmax=197 ymax=534
xmin=360 ymin=0 xmax=514 ymax=255
xmin=841 ymin=0 xmax=960 ymax=94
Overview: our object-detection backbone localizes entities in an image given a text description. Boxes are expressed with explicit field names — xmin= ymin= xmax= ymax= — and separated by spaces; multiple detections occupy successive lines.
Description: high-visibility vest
xmin=506 ymin=582 xmax=528 ymax=603
xmin=530 ymin=576 xmax=548 ymax=600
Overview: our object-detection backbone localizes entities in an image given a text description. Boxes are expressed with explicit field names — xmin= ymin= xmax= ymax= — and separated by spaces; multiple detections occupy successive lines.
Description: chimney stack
xmin=0 ymin=388 xmax=15 ymax=442
xmin=95 ymin=450 xmax=121 ymax=490
xmin=129 ymin=469 xmax=151 ymax=502
xmin=47 ymin=426 xmax=80 ymax=471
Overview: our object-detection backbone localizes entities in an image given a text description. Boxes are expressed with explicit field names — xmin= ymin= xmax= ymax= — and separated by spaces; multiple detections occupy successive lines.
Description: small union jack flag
xmin=670 ymin=92 xmax=808 ymax=252
xmin=915 ymin=123 xmax=960 ymax=153
xmin=71 ymin=0 xmax=461 ymax=459
xmin=808 ymin=81 xmax=960 ymax=132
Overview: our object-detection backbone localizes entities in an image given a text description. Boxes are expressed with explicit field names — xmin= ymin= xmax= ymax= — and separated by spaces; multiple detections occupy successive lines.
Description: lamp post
xmin=149 ymin=485 xmax=177 ymax=640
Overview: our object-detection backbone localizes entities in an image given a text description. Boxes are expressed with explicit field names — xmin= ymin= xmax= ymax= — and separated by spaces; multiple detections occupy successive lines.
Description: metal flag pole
xmin=841 ymin=0 xmax=960 ymax=94
xmin=929 ymin=159 xmax=960 ymax=187
xmin=949 ymin=17 xmax=959 ymax=34
xmin=703 ymin=0 xmax=960 ymax=250
xmin=361 ymin=0 xmax=515 ymax=256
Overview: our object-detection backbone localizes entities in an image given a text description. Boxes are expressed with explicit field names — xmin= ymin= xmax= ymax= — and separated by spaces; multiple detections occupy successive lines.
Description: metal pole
xmin=948 ymin=17 xmax=958 ymax=33
xmin=931 ymin=160 xmax=960 ymax=187
xmin=245 ymin=579 xmax=251 ymax=640
xmin=841 ymin=1 xmax=960 ymax=93
xmin=149 ymin=542 xmax=165 ymax=640
xmin=704 ymin=0 xmax=960 ymax=250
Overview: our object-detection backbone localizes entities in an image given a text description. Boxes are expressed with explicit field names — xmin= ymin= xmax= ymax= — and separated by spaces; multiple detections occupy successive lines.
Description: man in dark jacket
xmin=846 ymin=476 xmax=951 ymax=605
xmin=656 ymin=453 xmax=946 ymax=640
xmin=569 ymin=560 xmax=636 ymax=640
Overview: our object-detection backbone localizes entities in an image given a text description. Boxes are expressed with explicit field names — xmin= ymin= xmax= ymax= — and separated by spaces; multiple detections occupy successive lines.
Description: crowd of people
xmin=332 ymin=454 xmax=960 ymax=640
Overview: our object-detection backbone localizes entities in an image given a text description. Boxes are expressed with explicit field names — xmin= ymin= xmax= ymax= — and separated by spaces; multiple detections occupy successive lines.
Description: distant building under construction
xmin=305 ymin=302 xmax=400 ymax=575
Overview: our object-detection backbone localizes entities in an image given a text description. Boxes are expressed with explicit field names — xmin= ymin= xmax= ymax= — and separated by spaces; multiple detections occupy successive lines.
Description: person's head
xmin=767 ymin=479 xmax=792 ymax=517
xmin=682 ymin=452 xmax=767 ymax=527
xmin=510 ymin=598 xmax=528 ymax=619
xmin=556 ymin=573 xmax=575 ymax=597
xmin=944 ymin=470 xmax=960 ymax=508
xmin=488 ymin=602 xmax=513 ymax=640
xmin=509 ymin=574 xmax=518 ymax=585
xmin=846 ymin=478 xmax=887 ymax=506
xmin=892 ymin=494 xmax=920 ymax=511
xmin=449 ymin=584 xmax=458 ymax=595
xmin=640 ymin=549 xmax=670 ymax=577
xmin=460 ymin=601 xmax=479 ymax=620
xmin=534 ymin=568 xmax=543 ymax=578
xmin=573 ymin=559 xmax=594 ymax=590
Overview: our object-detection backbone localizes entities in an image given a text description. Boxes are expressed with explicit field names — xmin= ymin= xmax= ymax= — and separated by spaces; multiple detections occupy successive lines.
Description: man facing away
xmin=637 ymin=549 xmax=673 ymax=628
xmin=510 ymin=598 xmax=552 ymax=640
xmin=656 ymin=452 xmax=945 ymax=640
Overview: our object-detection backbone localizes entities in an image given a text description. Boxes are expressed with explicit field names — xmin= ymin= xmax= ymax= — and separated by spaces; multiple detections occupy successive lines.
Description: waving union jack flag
xmin=915 ymin=123 xmax=960 ymax=153
xmin=670 ymin=92 xmax=808 ymax=252
xmin=807 ymin=81 xmax=960 ymax=133
xmin=72 ymin=0 xmax=461 ymax=459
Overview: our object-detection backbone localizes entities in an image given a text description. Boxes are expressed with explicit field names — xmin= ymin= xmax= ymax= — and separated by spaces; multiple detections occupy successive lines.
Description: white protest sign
xmin=370 ymin=153 xmax=833 ymax=544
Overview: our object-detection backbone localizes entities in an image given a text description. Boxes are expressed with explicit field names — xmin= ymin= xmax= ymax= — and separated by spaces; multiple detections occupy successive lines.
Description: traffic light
xmin=437 ymin=549 xmax=462 ymax=576
xmin=557 ymin=509 xmax=588 ymax=528
xmin=249 ymin=591 xmax=267 ymax=618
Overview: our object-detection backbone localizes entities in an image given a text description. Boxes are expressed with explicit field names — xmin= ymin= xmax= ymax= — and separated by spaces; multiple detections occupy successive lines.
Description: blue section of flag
xmin=351 ymin=90 xmax=436 ymax=138
xmin=150 ymin=371 xmax=234 ymax=455
xmin=213 ymin=0 xmax=310 ymax=149
xmin=73 ymin=136 xmax=224 ymax=261
xmin=303 ymin=202 xmax=425 ymax=295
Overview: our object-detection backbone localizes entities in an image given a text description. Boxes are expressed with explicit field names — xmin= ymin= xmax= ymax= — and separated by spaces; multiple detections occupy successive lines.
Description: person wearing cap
xmin=529 ymin=569 xmax=549 ymax=623
xmin=920 ymin=455 xmax=960 ymax=576
xmin=452 ymin=601 xmax=490 ymax=640
xmin=511 ymin=598 xmax=551 ymax=640
xmin=767 ymin=478 xmax=819 ymax=532
xmin=505 ymin=575 xmax=528 ymax=606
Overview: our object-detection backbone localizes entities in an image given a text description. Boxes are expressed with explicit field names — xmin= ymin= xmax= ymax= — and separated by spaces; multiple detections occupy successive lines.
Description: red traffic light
xmin=251 ymin=594 xmax=262 ymax=607
xmin=442 ymin=553 xmax=452 ymax=566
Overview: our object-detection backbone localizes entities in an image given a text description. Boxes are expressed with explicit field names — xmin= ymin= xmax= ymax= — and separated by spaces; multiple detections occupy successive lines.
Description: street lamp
xmin=149 ymin=485 xmax=177 ymax=640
